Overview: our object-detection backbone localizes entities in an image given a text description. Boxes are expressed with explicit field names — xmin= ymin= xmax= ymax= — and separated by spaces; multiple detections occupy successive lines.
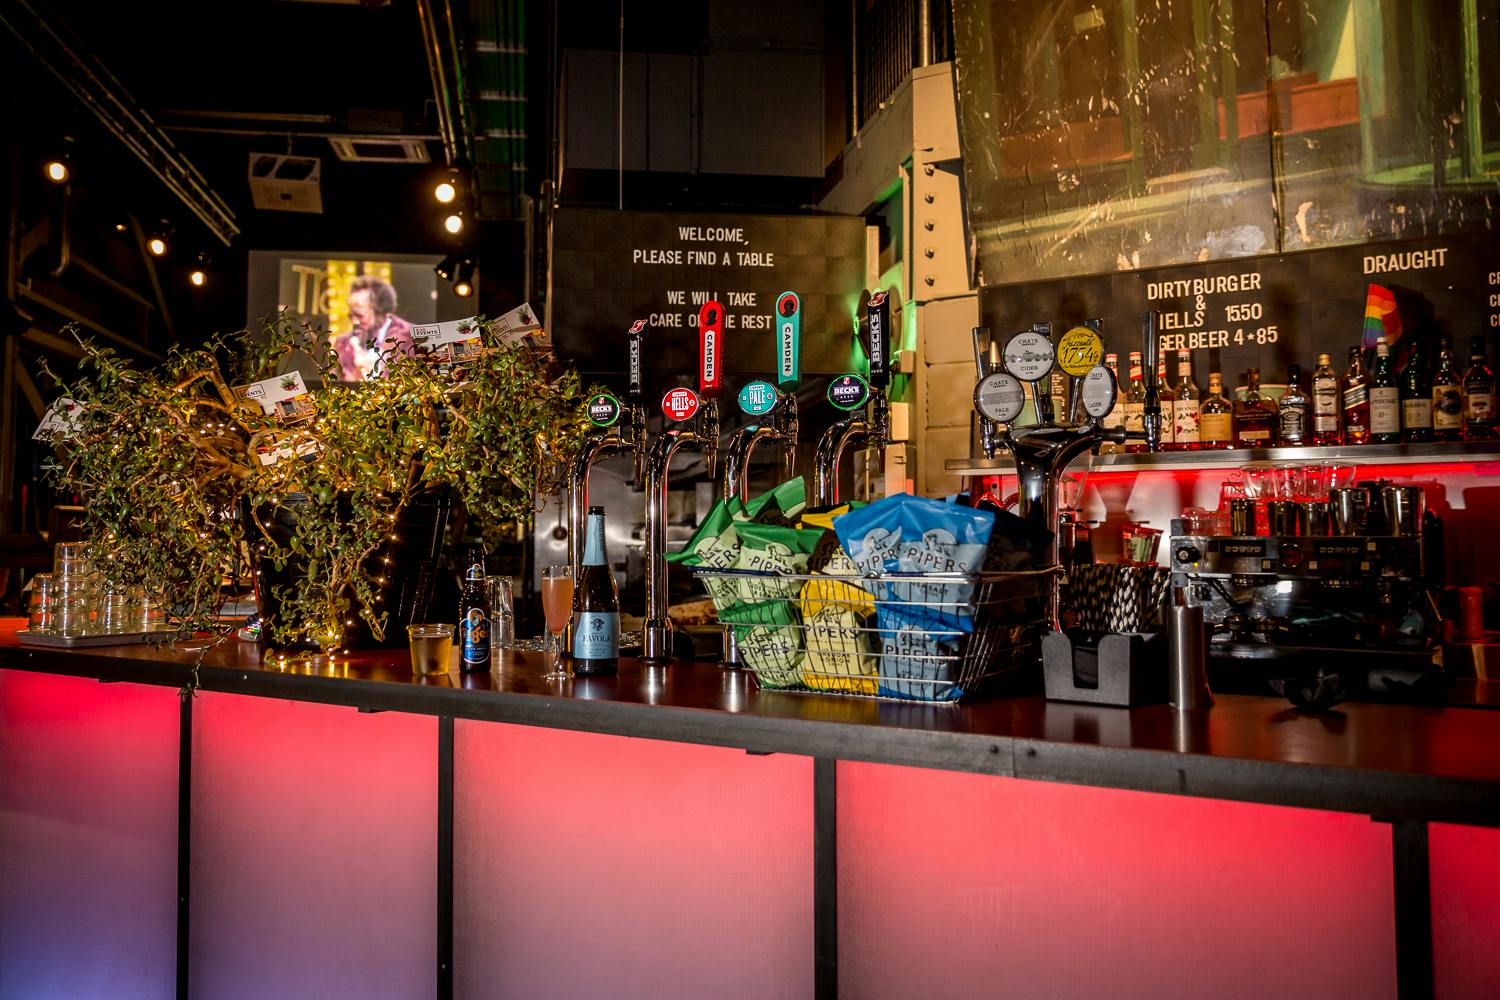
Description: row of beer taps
xmin=566 ymin=291 xmax=894 ymax=663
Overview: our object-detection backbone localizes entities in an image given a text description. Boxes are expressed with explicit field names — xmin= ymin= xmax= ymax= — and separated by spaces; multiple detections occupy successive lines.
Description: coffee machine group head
xmin=814 ymin=288 xmax=891 ymax=506
xmin=642 ymin=301 xmax=724 ymax=662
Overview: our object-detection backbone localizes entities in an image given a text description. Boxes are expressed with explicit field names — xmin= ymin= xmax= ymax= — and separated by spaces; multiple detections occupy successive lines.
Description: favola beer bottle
xmin=571 ymin=506 xmax=620 ymax=676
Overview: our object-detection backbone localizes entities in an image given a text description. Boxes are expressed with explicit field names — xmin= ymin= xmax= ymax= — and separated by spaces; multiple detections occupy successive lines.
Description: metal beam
xmin=0 ymin=0 xmax=239 ymax=246
xmin=16 ymin=289 xmax=163 ymax=361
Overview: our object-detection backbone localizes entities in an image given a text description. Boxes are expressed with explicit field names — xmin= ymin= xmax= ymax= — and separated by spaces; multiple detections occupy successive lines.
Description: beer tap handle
xmin=776 ymin=291 xmax=801 ymax=393
xmin=1141 ymin=311 xmax=1163 ymax=453
xmin=971 ymin=325 xmax=992 ymax=380
xmin=698 ymin=300 xmax=724 ymax=401
xmin=627 ymin=320 xmax=648 ymax=483
xmin=864 ymin=290 xmax=890 ymax=393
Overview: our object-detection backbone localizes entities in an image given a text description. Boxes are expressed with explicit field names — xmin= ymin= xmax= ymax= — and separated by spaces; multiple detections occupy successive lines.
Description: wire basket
xmin=692 ymin=567 xmax=1056 ymax=702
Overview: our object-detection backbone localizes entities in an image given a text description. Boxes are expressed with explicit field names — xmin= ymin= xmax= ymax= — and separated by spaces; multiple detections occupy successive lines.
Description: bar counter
xmin=4 ymin=619 xmax=1500 ymax=999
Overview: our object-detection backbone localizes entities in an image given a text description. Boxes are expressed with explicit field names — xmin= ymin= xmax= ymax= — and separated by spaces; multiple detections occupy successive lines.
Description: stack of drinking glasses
xmin=24 ymin=542 xmax=158 ymax=640
xmin=1186 ymin=461 xmax=1358 ymax=538
xmin=52 ymin=542 xmax=98 ymax=637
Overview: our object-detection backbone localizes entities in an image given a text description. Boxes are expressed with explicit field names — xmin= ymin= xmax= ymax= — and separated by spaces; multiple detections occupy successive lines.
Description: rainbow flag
xmin=1362 ymin=284 xmax=1403 ymax=349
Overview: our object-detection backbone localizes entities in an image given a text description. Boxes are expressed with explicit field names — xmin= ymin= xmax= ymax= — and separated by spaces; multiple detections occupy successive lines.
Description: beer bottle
xmin=571 ymin=506 xmax=620 ymax=676
xmin=458 ymin=546 xmax=491 ymax=672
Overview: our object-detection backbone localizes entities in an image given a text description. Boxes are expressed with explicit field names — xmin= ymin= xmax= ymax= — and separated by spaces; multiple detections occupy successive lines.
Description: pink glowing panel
xmin=190 ymin=693 xmax=436 ymax=1000
xmin=1431 ymin=823 xmax=1500 ymax=999
xmin=0 ymin=669 xmax=179 ymax=999
xmin=454 ymin=722 xmax=813 ymax=999
xmin=838 ymin=762 xmax=1396 ymax=1000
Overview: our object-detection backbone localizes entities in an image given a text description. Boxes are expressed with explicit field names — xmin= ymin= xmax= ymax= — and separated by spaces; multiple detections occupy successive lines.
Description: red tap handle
xmin=698 ymin=300 xmax=724 ymax=399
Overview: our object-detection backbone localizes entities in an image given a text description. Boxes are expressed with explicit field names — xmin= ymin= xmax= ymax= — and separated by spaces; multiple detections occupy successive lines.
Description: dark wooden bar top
xmin=4 ymin=619 xmax=1498 ymax=826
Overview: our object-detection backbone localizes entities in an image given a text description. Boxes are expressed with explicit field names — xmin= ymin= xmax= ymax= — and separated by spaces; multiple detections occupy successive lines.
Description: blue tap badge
xmin=738 ymin=380 xmax=779 ymax=416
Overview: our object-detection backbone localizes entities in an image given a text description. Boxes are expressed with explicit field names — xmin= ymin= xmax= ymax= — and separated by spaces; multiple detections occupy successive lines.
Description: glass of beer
xmin=407 ymin=624 xmax=454 ymax=675
xmin=539 ymin=565 xmax=574 ymax=679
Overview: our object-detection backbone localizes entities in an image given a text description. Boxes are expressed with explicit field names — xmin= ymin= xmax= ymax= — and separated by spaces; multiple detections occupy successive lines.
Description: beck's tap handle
xmin=626 ymin=319 xmax=646 ymax=404
xmin=863 ymin=289 xmax=890 ymax=391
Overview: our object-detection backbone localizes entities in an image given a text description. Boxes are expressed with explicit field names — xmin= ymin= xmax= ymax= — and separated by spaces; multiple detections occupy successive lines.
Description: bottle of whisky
xmin=1463 ymin=336 xmax=1496 ymax=441
xmin=1123 ymin=352 xmax=1146 ymax=453
xmin=1233 ymin=368 xmax=1276 ymax=448
xmin=1368 ymin=337 xmax=1401 ymax=444
xmin=1311 ymin=353 xmax=1342 ymax=446
xmin=1199 ymin=372 xmax=1235 ymax=449
xmin=1155 ymin=357 xmax=1175 ymax=450
xmin=1431 ymin=335 xmax=1464 ymax=442
xmin=1171 ymin=350 xmax=1200 ymax=451
xmin=570 ymin=506 xmax=620 ymax=676
xmin=1401 ymin=340 xmax=1433 ymax=443
xmin=1277 ymin=364 xmax=1309 ymax=447
xmin=1342 ymin=346 xmax=1370 ymax=445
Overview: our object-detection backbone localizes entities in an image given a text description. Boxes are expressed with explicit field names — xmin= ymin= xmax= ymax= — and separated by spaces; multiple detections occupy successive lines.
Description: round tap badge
xmin=661 ymin=386 xmax=700 ymax=422
xmin=1002 ymin=330 xmax=1055 ymax=381
xmin=1080 ymin=364 xmax=1118 ymax=419
xmin=586 ymin=393 xmax=623 ymax=427
xmin=738 ymin=380 xmax=779 ymax=417
xmin=827 ymin=373 xmax=870 ymax=411
xmin=1057 ymin=326 xmax=1104 ymax=376
xmin=973 ymin=372 xmax=1025 ymax=424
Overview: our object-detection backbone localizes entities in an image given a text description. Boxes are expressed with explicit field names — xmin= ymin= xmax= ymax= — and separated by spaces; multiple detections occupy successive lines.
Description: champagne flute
xmin=539 ymin=565 xmax=574 ymax=679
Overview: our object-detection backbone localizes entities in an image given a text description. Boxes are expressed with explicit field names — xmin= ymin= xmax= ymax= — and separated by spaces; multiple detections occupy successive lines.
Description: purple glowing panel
xmin=189 ymin=693 xmax=436 ymax=1000
xmin=0 ymin=669 xmax=179 ymax=999
xmin=1431 ymin=823 xmax=1500 ymax=999
xmin=453 ymin=722 xmax=813 ymax=999
xmin=838 ymin=762 xmax=1396 ymax=1000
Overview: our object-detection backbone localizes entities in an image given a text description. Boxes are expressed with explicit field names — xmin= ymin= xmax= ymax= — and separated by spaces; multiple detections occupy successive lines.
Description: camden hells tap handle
xmin=775 ymin=291 xmax=801 ymax=390
xmin=698 ymin=300 xmax=725 ymax=399
xmin=626 ymin=318 xmax=647 ymax=403
xmin=864 ymin=289 xmax=890 ymax=390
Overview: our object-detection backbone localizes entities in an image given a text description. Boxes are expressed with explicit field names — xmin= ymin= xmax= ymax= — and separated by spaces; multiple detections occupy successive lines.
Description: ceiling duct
xmin=327 ymin=136 xmax=432 ymax=163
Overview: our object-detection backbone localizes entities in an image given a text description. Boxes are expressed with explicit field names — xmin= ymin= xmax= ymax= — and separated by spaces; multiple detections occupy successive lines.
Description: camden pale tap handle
xmin=775 ymin=291 xmax=801 ymax=390
xmin=698 ymin=300 xmax=724 ymax=400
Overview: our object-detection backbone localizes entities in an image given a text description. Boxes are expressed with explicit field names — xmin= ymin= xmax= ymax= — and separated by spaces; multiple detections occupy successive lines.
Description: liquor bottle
xmin=1342 ymin=346 xmax=1370 ymax=445
xmin=458 ymin=546 xmax=491 ymax=673
xmin=1368 ymin=337 xmax=1401 ymax=444
xmin=1431 ymin=335 xmax=1464 ymax=442
xmin=1277 ymin=363 xmax=1309 ymax=447
xmin=1463 ymin=336 xmax=1496 ymax=440
xmin=1233 ymin=368 xmax=1276 ymax=448
xmin=570 ymin=505 xmax=620 ymax=676
xmin=1310 ymin=353 xmax=1342 ymax=446
xmin=1122 ymin=352 xmax=1146 ymax=453
xmin=1171 ymin=350 xmax=1201 ymax=450
xmin=1199 ymin=372 xmax=1235 ymax=449
xmin=1100 ymin=353 xmax=1123 ymax=453
xmin=1154 ymin=358 xmax=1176 ymax=449
xmin=1401 ymin=340 xmax=1433 ymax=443
xmin=1049 ymin=369 xmax=1070 ymax=423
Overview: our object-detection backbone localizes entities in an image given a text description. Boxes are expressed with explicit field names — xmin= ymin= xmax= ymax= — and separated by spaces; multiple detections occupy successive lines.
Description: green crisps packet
xmin=744 ymin=476 xmax=807 ymax=522
xmin=712 ymin=519 xmax=823 ymax=629
xmin=736 ymin=621 xmax=805 ymax=689
xmin=666 ymin=500 xmax=737 ymax=567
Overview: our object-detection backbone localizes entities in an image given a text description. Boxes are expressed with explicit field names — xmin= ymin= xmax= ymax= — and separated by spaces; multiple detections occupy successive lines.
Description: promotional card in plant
xmin=410 ymin=316 xmax=486 ymax=365
xmin=254 ymin=438 xmax=320 ymax=467
xmin=235 ymin=371 xmax=314 ymax=424
xmin=492 ymin=301 xmax=541 ymax=341
xmin=32 ymin=397 xmax=85 ymax=441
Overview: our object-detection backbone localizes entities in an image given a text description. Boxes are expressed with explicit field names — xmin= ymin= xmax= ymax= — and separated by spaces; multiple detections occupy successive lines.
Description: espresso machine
xmin=1170 ymin=485 xmax=1442 ymax=702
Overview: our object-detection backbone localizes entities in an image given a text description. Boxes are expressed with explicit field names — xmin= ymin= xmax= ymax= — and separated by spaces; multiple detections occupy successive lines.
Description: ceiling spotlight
xmin=434 ymin=251 xmax=461 ymax=282
xmin=113 ymin=221 xmax=128 ymax=233
xmin=452 ymin=258 xmax=475 ymax=298
xmin=44 ymin=159 xmax=70 ymax=184
xmin=443 ymin=212 xmax=464 ymax=235
xmin=189 ymin=252 xmax=210 ymax=287
xmin=434 ymin=169 xmax=460 ymax=204
xmin=147 ymin=234 xmax=168 ymax=257
xmin=190 ymin=270 xmax=206 ymax=287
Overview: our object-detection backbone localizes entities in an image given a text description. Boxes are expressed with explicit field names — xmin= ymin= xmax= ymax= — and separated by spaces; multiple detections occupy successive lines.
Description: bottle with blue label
xmin=570 ymin=506 xmax=619 ymax=675
xmin=458 ymin=547 xmax=490 ymax=672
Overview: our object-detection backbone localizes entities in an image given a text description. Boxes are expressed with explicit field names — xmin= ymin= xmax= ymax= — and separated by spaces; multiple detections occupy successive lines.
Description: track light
xmin=434 ymin=168 xmax=460 ymax=204
xmin=189 ymin=252 xmax=210 ymax=288
xmin=452 ymin=258 xmax=475 ymax=298
xmin=434 ymin=251 xmax=461 ymax=281
xmin=44 ymin=159 xmax=69 ymax=184
xmin=443 ymin=212 xmax=464 ymax=235
xmin=147 ymin=222 xmax=171 ymax=257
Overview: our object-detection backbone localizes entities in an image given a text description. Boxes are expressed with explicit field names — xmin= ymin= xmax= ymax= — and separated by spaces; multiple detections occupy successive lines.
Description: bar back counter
xmin=3 ymin=620 xmax=1498 ymax=999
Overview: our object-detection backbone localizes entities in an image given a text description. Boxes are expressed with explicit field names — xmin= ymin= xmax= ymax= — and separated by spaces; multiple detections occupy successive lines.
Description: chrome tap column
xmin=567 ymin=321 xmax=648 ymax=579
xmin=642 ymin=302 xmax=723 ymax=662
xmin=814 ymin=288 xmax=891 ymax=505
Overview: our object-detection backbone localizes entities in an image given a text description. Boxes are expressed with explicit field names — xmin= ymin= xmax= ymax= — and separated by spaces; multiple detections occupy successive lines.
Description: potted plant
xmin=41 ymin=312 xmax=593 ymax=650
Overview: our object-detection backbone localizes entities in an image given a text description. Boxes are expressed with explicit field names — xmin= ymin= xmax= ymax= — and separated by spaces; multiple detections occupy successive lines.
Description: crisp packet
xmin=798 ymin=541 xmax=878 ymax=693
xmin=737 ymin=622 xmax=805 ymax=688
xmin=717 ymin=520 xmax=821 ymax=629
xmin=878 ymin=623 xmax=965 ymax=700
xmin=669 ymin=499 xmax=744 ymax=613
xmin=744 ymin=476 xmax=806 ymax=521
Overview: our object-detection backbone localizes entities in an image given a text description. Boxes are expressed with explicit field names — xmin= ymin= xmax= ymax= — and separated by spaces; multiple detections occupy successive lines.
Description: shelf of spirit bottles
xmin=944 ymin=440 xmax=1500 ymax=477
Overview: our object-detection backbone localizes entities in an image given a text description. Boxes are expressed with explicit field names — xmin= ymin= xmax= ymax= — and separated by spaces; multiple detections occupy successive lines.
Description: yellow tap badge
xmin=1057 ymin=327 xmax=1104 ymax=376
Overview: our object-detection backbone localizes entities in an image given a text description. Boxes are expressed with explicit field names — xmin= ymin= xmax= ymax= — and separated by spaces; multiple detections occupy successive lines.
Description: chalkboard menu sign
xmin=550 ymin=208 xmax=867 ymax=377
xmin=981 ymin=231 xmax=1500 ymax=381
